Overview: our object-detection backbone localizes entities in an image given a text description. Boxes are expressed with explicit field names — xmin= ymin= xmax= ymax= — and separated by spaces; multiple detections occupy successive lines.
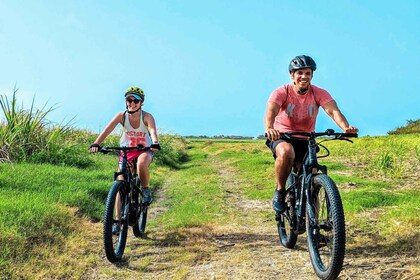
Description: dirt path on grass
xmin=83 ymin=152 xmax=419 ymax=280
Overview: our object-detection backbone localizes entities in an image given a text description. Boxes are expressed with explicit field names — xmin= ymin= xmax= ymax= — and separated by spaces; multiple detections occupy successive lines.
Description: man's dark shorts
xmin=265 ymin=138 xmax=309 ymax=162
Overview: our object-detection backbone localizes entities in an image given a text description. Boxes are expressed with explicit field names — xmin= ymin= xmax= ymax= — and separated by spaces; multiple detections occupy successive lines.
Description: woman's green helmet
xmin=125 ymin=86 xmax=145 ymax=102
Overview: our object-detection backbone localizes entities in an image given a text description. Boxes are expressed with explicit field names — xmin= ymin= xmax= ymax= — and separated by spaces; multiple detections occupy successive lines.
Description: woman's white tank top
xmin=119 ymin=111 xmax=152 ymax=147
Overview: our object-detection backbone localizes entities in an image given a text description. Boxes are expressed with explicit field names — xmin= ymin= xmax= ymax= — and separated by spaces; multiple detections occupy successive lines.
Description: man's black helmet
xmin=289 ymin=55 xmax=317 ymax=72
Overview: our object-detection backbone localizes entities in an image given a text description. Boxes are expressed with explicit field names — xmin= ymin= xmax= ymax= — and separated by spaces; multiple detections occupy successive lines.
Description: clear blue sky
xmin=1 ymin=1 xmax=419 ymax=137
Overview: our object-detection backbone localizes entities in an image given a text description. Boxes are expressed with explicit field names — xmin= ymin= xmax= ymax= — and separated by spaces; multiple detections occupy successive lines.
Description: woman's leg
xmin=137 ymin=152 xmax=153 ymax=204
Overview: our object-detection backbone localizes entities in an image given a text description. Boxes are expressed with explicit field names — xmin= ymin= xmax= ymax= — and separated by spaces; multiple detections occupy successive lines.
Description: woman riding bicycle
xmin=264 ymin=55 xmax=358 ymax=213
xmin=89 ymin=86 xmax=160 ymax=206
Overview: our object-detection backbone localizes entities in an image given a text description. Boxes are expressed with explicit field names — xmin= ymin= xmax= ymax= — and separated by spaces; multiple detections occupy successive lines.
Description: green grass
xmin=194 ymin=136 xmax=419 ymax=242
xmin=0 ymin=153 xmax=170 ymax=278
xmin=0 ymin=128 xmax=419 ymax=278
xmin=154 ymin=143 xmax=226 ymax=229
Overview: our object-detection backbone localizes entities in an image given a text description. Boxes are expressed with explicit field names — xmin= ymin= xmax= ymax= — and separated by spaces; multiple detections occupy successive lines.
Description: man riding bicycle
xmin=89 ymin=86 xmax=160 ymax=207
xmin=265 ymin=55 xmax=358 ymax=213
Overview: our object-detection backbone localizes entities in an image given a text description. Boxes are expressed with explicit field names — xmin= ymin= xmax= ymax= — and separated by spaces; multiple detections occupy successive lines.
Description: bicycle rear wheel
xmin=103 ymin=180 xmax=129 ymax=263
xmin=133 ymin=205 xmax=148 ymax=238
xmin=277 ymin=174 xmax=298 ymax=249
xmin=306 ymin=174 xmax=345 ymax=280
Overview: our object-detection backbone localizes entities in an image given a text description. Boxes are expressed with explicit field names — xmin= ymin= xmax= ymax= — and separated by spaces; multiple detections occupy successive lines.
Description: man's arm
xmin=265 ymin=101 xmax=282 ymax=140
xmin=322 ymin=101 xmax=358 ymax=133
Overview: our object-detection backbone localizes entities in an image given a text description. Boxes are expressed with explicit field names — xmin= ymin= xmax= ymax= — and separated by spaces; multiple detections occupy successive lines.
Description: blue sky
xmin=0 ymin=1 xmax=419 ymax=137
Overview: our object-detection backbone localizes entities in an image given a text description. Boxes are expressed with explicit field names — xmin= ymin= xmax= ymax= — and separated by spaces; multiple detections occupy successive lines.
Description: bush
xmin=154 ymin=133 xmax=188 ymax=168
xmin=0 ymin=88 xmax=93 ymax=167
xmin=388 ymin=119 xmax=420 ymax=135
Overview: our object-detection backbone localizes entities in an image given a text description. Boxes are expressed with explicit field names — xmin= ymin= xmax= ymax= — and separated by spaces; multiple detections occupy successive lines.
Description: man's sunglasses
xmin=126 ymin=99 xmax=141 ymax=104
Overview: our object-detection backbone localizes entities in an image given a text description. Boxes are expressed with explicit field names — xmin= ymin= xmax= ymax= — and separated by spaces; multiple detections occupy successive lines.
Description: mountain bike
xmin=99 ymin=145 xmax=154 ymax=263
xmin=274 ymin=129 xmax=357 ymax=280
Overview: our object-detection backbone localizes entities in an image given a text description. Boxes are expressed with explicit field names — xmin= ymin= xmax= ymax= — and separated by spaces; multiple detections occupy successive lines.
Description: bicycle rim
xmin=306 ymin=174 xmax=345 ymax=280
xmin=103 ymin=181 xmax=129 ymax=262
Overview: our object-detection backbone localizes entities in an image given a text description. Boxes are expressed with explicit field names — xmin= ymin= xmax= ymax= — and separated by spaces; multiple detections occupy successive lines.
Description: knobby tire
xmin=133 ymin=205 xmax=148 ymax=238
xmin=306 ymin=174 xmax=345 ymax=280
xmin=278 ymin=173 xmax=298 ymax=248
xmin=103 ymin=180 xmax=129 ymax=263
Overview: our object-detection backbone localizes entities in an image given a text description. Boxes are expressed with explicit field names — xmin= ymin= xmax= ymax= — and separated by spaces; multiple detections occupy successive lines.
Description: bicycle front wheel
xmin=277 ymin=174 xmax=298 ymax=249
xmin=306 ymin=174 xmax=345 ymax=280
xmin=103 ymin=180 xmax=129 ymax=263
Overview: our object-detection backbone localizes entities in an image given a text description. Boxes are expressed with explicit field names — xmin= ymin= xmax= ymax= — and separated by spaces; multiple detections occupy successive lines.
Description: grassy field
xmin=0 ymin=134 xmax=419 ymax=279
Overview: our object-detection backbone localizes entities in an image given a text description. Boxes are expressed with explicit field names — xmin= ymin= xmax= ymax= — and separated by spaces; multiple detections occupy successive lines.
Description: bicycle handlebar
xmin=99 ymin=145 xmax=152 ymax=154
xmin=265 ymin=129 xmax=358 ymax=140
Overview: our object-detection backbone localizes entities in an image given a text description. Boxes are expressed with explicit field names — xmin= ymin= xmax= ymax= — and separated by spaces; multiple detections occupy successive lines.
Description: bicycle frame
xmin=295 ymin=137 xmax=326 ymax=233
xmin=275 ymin=129 xmax=358 ymax=279
xmin=101 ymin=146 xmax=150 ymax=225
xmin=282 ymin=130 xmax=357 ymax=234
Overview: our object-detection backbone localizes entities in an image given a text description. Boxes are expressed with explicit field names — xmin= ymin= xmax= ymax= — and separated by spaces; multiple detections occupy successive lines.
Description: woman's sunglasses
xmin=126 ymin=98 xmax=141 ymax=104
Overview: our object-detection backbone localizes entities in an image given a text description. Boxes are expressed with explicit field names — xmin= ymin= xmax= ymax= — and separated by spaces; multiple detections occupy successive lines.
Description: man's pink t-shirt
xmin=268 ymin=84 xmax=334 ymax=132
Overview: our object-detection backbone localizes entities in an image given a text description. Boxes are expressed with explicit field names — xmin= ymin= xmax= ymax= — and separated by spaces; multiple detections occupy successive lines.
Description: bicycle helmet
xmin=288 ymin=55 xmax=317 ymax=72
xmin=125 ymin=86 xmax=145 ymax=102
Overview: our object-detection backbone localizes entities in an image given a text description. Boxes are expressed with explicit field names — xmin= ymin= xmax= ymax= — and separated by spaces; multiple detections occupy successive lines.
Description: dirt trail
xmin=84 ymin=153 xmax=419 ymax=280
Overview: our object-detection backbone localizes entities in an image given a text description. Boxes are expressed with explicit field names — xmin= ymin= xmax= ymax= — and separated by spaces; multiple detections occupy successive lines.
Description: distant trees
xmin=388 ymin=119 xmax=420 ymax=135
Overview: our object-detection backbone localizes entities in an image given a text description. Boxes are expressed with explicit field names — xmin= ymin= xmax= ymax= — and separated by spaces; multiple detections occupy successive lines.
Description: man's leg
xmin=273 ymin=142 xmax=295 ymax=212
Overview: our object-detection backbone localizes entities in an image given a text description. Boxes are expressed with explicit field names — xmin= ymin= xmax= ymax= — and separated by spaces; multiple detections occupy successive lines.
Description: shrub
xmin=0 ymin=88 xmax=93 ymax=167
xmin=154 ymin=133 xmax=188 ymax=168
xmin=388 ymin=119 xmax=420 ymax=135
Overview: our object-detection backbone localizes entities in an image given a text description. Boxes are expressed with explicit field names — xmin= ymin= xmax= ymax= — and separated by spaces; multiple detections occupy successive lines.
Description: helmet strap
xmin=126 ymin=107 xmax=141 ymax=114
xmin=293 ymin=82 xmax=309 ymax=94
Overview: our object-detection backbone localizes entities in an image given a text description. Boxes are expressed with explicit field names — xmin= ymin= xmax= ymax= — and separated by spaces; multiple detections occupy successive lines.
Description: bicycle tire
xmin=306 ymin=174 xmax=345 ymax=280
xmin=277 ymin=174 xmax=298 ymax=248
xmin=133 ymin=205 xmax=148 ymax=238
xmin=103 ymin=180 xmax=129 ymax=263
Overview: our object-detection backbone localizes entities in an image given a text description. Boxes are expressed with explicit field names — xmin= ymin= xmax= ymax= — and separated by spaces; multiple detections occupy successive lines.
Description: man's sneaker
xmin=112 ymin=223 xmax=120 ymax=235
xmin=142 ymin=188 xmax=152 ymax=205
xmin=272 ymin=189 xmax=286 ymax=213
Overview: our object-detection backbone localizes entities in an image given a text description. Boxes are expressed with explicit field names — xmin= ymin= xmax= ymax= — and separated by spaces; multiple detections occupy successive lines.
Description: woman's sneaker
xmin=142 ymin=188 xmax=152 ymax=205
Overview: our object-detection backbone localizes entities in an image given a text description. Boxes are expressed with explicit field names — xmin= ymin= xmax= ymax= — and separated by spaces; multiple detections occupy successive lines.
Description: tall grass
xmin=0 ymin=88 xmax=91 ymax=167
xmin=154 ymin=133 xmax=189 ymax=168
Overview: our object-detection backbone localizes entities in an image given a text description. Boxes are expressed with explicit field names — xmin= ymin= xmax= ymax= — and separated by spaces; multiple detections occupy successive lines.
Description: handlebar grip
xmin=150 ymin=143 xmax=161 ymax=150
xmin=341 ymin=133 xmax=358 ymax=138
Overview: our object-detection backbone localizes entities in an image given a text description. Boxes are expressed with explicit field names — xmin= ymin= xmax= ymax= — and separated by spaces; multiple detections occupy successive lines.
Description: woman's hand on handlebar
xmin=266 ymin=129 xmax=281 ymax=141
xmin=150 ymin=143 xmax=161 ymax=152
xmin=88 ymin=143 xmax=101 ymax=153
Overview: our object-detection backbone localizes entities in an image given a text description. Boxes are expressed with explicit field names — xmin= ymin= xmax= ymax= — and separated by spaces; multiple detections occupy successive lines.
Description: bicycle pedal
xmin=318 ymin=235 xmax=330 ymax=248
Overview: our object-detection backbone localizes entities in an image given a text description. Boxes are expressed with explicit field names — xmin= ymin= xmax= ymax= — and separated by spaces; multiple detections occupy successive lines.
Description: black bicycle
xmin=274 ymin=129 xmax=357 ymax=280
xmin=99 ymin=145 xmax=153 ymax=263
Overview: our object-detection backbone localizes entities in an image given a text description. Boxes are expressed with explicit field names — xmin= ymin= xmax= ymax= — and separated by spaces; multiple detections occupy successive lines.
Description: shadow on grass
xmin=346 ymin=232 xmax=419 ymax=258
xmin=111 ymin=225 xmax=311 ymax=272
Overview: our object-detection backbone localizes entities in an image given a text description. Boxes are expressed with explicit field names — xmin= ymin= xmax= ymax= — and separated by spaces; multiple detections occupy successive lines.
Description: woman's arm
xmin=144 ymin=112 xmax=159 ymax=143
xmin=89 ymin=112 xmax=124 ymax=152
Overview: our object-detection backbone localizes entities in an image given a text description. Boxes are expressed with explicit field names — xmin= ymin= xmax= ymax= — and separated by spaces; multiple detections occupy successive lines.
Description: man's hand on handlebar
xmin=265 ymin=128 xmax=281 ymax=141
xmin=343 ymin=126 xmax=359 ymax=134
